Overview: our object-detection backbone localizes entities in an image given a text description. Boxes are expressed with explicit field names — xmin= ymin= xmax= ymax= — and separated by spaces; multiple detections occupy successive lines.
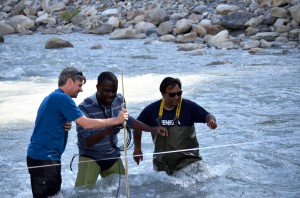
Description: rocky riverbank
xmin=0 ymin=0 xmax=300 ymax=52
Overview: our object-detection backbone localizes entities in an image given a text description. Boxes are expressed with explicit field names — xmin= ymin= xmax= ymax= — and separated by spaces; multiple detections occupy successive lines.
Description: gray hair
xmin=58 ymin=67 xmax=86 ymax=86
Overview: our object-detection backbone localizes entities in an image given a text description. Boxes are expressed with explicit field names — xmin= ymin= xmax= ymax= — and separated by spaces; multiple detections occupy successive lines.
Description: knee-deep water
xmin=0 ymin=33 xmax=299 ymax=198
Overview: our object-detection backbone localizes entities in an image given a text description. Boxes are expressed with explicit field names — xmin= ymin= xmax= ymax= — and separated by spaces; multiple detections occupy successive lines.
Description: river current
xmin=0 ymin=33 xmax=299 ymax=198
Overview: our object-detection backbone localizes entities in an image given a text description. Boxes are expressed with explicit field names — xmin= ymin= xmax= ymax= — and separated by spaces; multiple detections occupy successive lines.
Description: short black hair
xmin=159 ymin=77 xmax=181 ymax=93
xmin=97 ymin=71 xmax=118 ymax=86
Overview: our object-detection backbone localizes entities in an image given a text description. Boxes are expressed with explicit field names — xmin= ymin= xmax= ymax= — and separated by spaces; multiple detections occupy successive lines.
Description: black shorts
xmin=81 ymin=153 xmax=119 ymax=171
xmin=27 ymin=156 xmax=62 ymax=198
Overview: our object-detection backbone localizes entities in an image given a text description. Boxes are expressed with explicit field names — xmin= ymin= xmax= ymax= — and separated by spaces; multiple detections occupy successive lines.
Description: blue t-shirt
xmin=27 ymin=89 xmax=83 ymax=160
xmin=137 ymin=98 xmax=209 ymax=127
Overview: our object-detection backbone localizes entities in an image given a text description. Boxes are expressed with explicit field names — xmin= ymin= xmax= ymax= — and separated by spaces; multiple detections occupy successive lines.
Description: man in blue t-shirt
xmin=133 ymin=77 xmax=217 ymax=175
xmin=26 ymin=67 xmax=128 ymax=198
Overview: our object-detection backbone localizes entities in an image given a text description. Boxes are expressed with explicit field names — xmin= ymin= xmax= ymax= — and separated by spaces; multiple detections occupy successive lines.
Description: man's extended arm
xmin=131 ymin=119 xmax=168 ymax=165
xmin=133 ymin=128 xmax=143 ymax=165
xmin=75 ymin=108 xmax=128 ymax=129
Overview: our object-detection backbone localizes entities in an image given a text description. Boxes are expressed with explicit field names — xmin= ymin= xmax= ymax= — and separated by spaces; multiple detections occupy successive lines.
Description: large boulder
xmin=157 ymin=21 xmax=173 ymax=36
xmin=109 ymin=27 xmax=146 ymax=39
xmin=288 ymin=29 xmax=300 ymax=40
xmin=6 ymin=15 xmax=35 ymax=30
xmin=250 ymin=32 xmax=280 ymax=41
xmin=107 ymin=16 xmax=120 ymax=28
xmin=176 ymin=19 xmax=192 ymax=34
xmin=192 ymin=24 xmax=207 ymax=37
xmin=9 ymin=2 xmax=25 ymax=16
xmin=177 ymin=43 xmax=206 ymax=51
xmin=216 ymin=4 xmax=238 ymax=15
xmin=170 ymin=12 xmax=189 ymax=20
xmin=289 ymin=4 xmax=300 ymax=24
xmin=94 ymin=24 xmax=114 ymax=34
xmin=175 ymin=32 xmax=198 ymax=43
xmin=134 ymin=21 xmax=156 ymax=34
xmin=101 ymin=8 xmax=118 ymax=17
xmin=192 ymin=5 xmax=209 ymax=14
xmin=209 ymin=30 xmax=230 ymax=44
xmin=145 ymin=8 xmax=167 ymax=26
xmin=71 ymin=13 xmax=86 ymax=25
xmin=270 ymin=0 xmax=290 ymax=7
xmin=0 ymin=22 xmax=15 ymax=34
xmin=159 ymin=34 xmax=176 ymax=42
xmin=245 ymin=15 xmax=264 ymax=27
xmin=221 ymin=12 xmax=252 ymax=30
xmin=270 ymin=7 xmax=288 ymax=18
xmin=45 ymin=37 xmax=74 ymax=49
xmin=35 ymin=13 xmax=56 ymax=25
xmin=41 ymin=0 xmax=65 ymax=13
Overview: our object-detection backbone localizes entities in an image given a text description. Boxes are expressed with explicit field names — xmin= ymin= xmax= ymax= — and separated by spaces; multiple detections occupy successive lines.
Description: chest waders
xmin=152 ymin=98 xmax=202 ymax=175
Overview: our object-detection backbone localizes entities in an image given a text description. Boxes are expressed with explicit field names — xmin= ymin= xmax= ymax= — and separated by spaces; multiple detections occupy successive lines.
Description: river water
xmin=0 ymin=33 xmax=299 ymax=198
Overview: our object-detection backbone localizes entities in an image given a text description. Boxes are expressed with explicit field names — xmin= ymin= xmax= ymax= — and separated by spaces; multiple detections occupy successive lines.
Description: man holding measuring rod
xmin=75 ymin=71 xmax=167 ymax=187
xmin=27 ymin=67 xmax=129 ymax=198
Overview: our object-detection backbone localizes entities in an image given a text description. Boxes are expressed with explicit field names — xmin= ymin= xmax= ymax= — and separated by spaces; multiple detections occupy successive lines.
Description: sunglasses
xmin=69 ymin=71 xmax=83 ymax=78
xmin=73 ymin=71 xmax=83 ymax=76
xmin=166 ymin=90 xmax=183 ymax=97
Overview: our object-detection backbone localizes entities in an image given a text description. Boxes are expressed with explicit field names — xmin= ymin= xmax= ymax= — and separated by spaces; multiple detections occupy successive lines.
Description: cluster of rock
xmin=0 ymin=0 xmax=300 ymax=52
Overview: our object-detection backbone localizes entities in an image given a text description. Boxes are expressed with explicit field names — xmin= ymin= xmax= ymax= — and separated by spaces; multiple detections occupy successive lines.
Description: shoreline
xmin=0 ymin=0 xmax=300 ymax=52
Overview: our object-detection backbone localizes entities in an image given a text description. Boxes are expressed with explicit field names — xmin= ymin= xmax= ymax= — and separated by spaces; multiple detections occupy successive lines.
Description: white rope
xmin=0 ymin=137 xmax=296 ymax=172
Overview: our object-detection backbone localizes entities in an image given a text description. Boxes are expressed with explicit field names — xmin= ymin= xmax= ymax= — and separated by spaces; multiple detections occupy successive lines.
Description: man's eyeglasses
xmin=166 ymin=90 xmax=183 ymax=97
